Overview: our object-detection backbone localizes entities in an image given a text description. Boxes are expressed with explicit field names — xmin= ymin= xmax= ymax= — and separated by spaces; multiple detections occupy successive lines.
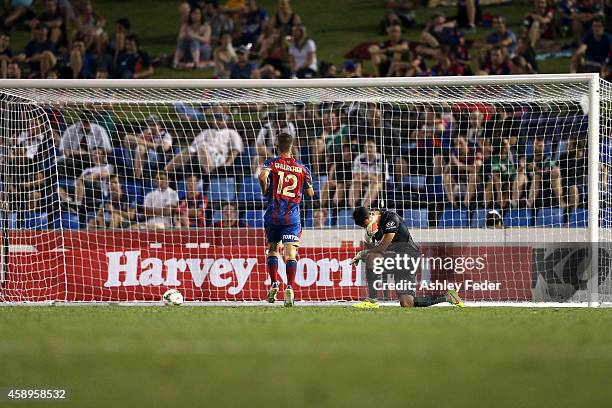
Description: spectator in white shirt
xmin=7 ymin=118 xmax=50 ymax=212
xmin=349 ymin=140 xmax=383 ymax=209
xmin=124 ymin=114 xmax=173 ymax=178
xmin=288 ymin=25 xmax=317 ymax=78
xmin=165 ymin=112 xmax=244 ymax=176
xmin=58 ymin=110 xmax=112 ymax=178
xmin=252 ymin=110 xmax=296 ymax=175
xmin=141 ymin=172 xmax=179 ymax=229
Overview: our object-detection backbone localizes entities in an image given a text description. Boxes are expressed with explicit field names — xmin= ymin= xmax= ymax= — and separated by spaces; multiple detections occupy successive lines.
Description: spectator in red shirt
xmin=443 ymin=135 xmax=483 ymax=208
xmin=176 ymin=175 xmax=208 ymax=228
xmin=387 ymin=49 xmax=421 ymax=76
xmin=259 ymin=27 xmax=287 ymax=77
xmin=0 ymin=32 xmax=11 ymax=79
xmin=479 ymin=46 xmax=512 ymax=75
xmin=89 ymin=175 xmax=136 ymax=229
xmin=408 ymin=110 xmax=445 ymax=177
xmin=368 ymin=24 xmax=409 ymax=76
xmin=429 ymin=49 xmax=465 ymax=76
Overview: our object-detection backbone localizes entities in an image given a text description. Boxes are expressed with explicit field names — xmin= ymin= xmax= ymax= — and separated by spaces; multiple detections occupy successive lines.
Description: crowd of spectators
xmin=0 ymin=0 xmax=604 ymax=230
xmin=0 ymin=0 xmax=608 ymax=79
xmin=377 ymin=0 xmax=610 ymax=79
xmin=0 ymin=0 xmax=154 ymax=79
xmin=1 ymin=96 xmax=589 ymax=230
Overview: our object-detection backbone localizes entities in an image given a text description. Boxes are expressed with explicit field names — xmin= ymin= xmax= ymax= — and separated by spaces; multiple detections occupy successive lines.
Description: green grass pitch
xmin=1 ymin=306 xmax=611 ymax=408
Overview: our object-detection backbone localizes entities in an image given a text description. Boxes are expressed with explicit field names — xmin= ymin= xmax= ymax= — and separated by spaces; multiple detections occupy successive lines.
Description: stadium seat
xmin=242 ymin=210 xmax=265 ymax=228
xmin=23 ymin=212 xmax=49 ymax=230
xmin=110 ymin=147 xmax=133 ymax=177
xmin=6 ymin=212 xmax=17 ymax=229
xmin=601 ymin=140 xmax=612 ymax=164
xmin=57 ymin=212 xmax=81 ymax=229
xmin=427 ymin=175 xmax=445 ymax=203
xmin=175 ymin=180 xmax=187 ymax=200
xmin=504 ymin=209 xmax=533 ymax=227
xmin=212 ymin=210 xmax=223 ymax=224
xmin=237 ymin=177 xmax=263 ymax=202
xmin=535 ymin=207 xmax=565 ymax=227
xmin=234 ymin=146 xmax=255 ymax=171
xmin=403 ymin=209 xmax=429 ymax=228
xmin=601 ymin=208 xmax=612 ymax=228
xmin=470 ymin=209 xmax=489 ymax=228
xmin=122 ymin=180 xmax=143 ymax=204
xmin=437 ymin=208 xmax=468 ymax=228
xmin=553 ymin=138 xmax=568 ymax=161
xmin=311 ymin=176 xmax=327 ymax=198
xmin=554 ymin=115 xmax=587 ymax=140
xmin=58 ymin=177 xmax=76 ymax=190
xmin=208 ymin=177 xmax=236 ymax=201
xmin=404 ymin=175 xmax=426 ymax=192
xmin=569 ymin=208 xmax=588 ymax=228
xmin=336 ymin=209 xmax=354 ymax=228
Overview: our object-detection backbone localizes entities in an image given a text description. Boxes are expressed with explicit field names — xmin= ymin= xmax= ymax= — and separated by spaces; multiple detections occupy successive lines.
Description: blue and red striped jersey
xmin=262 ymin=156 xmax=313 ymax=226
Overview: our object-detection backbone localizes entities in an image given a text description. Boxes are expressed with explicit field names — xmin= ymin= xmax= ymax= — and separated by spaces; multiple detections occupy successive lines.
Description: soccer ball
xmin=364 ymin=222 xmax=378 ymax=244
xmin=162 ymin=289 xmax=183 ymax=306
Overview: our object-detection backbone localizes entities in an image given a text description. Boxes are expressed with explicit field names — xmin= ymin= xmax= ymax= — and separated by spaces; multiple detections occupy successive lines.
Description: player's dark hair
xmin=277 ymin=132 xmax=293 ymax=153
xmin=353 ymin=207 xmax=370 ymax=228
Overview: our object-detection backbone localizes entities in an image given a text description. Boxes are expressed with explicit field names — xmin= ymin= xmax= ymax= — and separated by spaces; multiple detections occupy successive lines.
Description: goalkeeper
xmin=351 ymin=207 xmax=464 ymax=308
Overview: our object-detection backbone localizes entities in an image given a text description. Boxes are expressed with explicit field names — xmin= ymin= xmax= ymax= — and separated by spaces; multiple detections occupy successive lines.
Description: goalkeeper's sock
xmin=365 ymin=267 xmax=378 ymax=299
xmin=414 ymin=295 xmax=447 ymax=307
xmin=267 ymin=256 xmax=278 ymax=284
xmin=286 ymin=259 xmax=297 ymax=288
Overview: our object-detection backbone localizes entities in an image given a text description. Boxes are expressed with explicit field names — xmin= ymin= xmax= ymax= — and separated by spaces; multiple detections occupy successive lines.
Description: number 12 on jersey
xmin=276 ymin=170 xmax=298 ymax=198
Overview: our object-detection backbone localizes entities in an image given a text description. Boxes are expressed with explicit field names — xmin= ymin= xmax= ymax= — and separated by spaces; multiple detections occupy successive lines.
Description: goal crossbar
xmin=0 ymin=73 xmax=599 ymax=89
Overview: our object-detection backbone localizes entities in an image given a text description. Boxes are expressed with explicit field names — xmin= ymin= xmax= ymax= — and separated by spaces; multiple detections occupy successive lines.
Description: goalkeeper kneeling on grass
xmin=351 ymin=207 xmax=464 ymax=308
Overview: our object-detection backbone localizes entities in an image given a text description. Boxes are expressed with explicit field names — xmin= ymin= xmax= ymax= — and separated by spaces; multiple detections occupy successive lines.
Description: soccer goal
xmin=0 ymin=74 xmax=610 ymax=306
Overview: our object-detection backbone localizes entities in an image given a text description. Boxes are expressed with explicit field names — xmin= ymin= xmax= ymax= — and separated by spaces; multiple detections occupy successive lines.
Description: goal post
xmin=587 ymin=73 xmax=600 ymax=307
xmin=0 ymin=74 xmax=610 ymax=306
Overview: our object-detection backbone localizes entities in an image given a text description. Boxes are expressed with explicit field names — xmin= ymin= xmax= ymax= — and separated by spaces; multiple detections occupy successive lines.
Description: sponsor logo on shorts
xmin=283 ymin=234 xmax=299 ymax=241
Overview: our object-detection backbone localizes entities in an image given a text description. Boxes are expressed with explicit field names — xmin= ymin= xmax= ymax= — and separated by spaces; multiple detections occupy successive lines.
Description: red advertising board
xmin=1 ymin=231 xmax=533 ymax=302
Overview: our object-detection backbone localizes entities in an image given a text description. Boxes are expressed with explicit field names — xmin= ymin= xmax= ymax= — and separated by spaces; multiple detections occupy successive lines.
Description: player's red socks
xmin=286 ymin=259 xmax=297 ymax=288
xmin=267 ymin=256 xmax=278 ymax=284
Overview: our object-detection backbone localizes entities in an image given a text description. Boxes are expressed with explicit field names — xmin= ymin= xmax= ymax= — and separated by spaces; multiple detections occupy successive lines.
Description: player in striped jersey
xmin=258 ymin=133 xmax=315 ymax=307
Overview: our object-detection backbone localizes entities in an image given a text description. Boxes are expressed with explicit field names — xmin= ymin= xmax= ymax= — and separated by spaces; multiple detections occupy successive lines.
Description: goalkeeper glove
xmin=351 ymin=250 xmax=368 ymax=266
xmin=364 ymin=222 xmax=379 ymax=244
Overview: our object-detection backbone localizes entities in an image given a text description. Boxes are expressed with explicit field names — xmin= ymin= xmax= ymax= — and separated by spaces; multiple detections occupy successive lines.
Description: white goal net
xmin=0 ymin=75 xmax=610 ymax=305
